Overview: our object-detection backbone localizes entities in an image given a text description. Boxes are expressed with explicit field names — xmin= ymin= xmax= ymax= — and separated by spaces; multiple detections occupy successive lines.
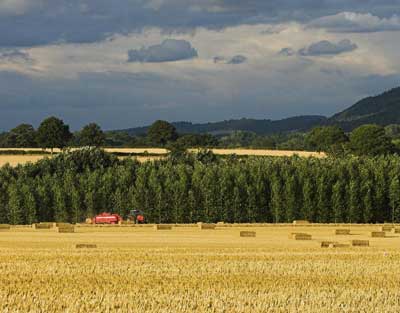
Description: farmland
xmin=1 ymin=224 xmax=400 ymax=312
xmin=0 ymin=148 xmax=326 ymax=167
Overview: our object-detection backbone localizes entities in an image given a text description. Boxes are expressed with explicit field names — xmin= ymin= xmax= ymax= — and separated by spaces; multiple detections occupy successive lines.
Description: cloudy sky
xmin=1 ymin=0 xmax=400 ymax=130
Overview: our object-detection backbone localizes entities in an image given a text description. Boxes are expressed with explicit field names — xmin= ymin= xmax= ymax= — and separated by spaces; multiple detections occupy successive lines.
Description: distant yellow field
xmin=0 ymin=155 xmax=49 ymax=167
xmin=0 ymin=148 xmax=325 ymax=167
xmin=0 ymin=154 xmax=165 ymax=167
xmin=206 ymin=148 xmax=326 ymax=158
xmin=0 ymin=224 xmax=399 ymax=312
xmin=0 ymin=147 xmax=168 ymax=154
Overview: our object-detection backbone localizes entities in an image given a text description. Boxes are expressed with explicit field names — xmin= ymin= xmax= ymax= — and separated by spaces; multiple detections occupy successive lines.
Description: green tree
xmin=270 ymin=176 xmax=283 ymax=223
xmin=21 ymin=184 xmax=37 ymax=224
xmin=36 ymin=116 xmax=72 ymax=154
xmin=317 ymin=174 xmax=331 ymax=222
xmin=147 ymin=120 xmax=178 ymax=146
xmin=389 ymin=176 xmax=400 ymax=223
xmin=6 ymin=124 xmax=37 ymax=147
xmin=71 ymin=186 xmax=83 ymax=223
xmin=349 ymin=124 xmax=394 ymax=156
xmin=306 ymin=126 xmax=348 ymax=156
xmin=79 ymin=123 xmax=106 ymax=147
xmin=53 ymin=183 xmax=68 ymax=222
xmin=7 ymin=183 xmax=23 ymax=225
xmin=284 ymin=175 xmax=298 ymax=222
xmin=302 ymin=177 xmax=316 ymax=221
xmin=348 ymin=180 xmax=361 ymax=223
xmin=332 ymin=180 xmax=346 ymax=223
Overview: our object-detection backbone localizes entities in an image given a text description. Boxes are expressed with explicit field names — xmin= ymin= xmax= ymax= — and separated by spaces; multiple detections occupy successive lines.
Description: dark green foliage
xmin=5 ymin=124 xmax=37 ymax=148
xmin=389 ymin=176 xmax=400 ymax=223
xmin=36 ymin=117 xmax=72 ymax=152
xmin=147 ymin=120 xmax=178 ymax=146
xmin=349 ymin=124 xmax=394 ymax=156
xmin=306 ymin=126 xmax=348 ymax=156
xmin=1 ymin=148 xmax=400 ymax=224
xmin=79 ymin=123 xmax=106 ymax=147
xmin=176 ymin=134 xmax=218 ymax=148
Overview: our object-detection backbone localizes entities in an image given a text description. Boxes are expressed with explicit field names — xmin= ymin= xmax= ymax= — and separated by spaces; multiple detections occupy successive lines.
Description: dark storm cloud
xmin=0 ymin=49 xmax=31 ymax=62
xmin=127 ymin=39 xmax=198 ymax=63
xmin=227 ymin=55 xmax=247 ymax=64
xmin=2 ymin=0 xmax=400 ymax=47
xmin=213 ymin=55 xmax=247 ymax=64
xmin=298 ymin=39 xmax=358 ymax=56
xmin=278 ymin=48 xmax=296 ymax=56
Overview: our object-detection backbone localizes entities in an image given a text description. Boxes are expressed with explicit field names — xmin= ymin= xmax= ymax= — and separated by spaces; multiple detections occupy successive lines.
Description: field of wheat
xmin=1 ymin=224 xmax=399 ymax=312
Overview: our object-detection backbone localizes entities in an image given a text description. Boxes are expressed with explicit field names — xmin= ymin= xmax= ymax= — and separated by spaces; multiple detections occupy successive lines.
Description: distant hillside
xmin=118 ymin=116 xmax=327 ymax=136
xmin=330 ymin=87 xmax=400 ymax=130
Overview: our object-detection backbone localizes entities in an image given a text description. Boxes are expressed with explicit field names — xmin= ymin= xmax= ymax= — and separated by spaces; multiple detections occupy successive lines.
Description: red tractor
xmin=128 ymin=210 xmax=145 ymax=224
xmin=92 ymin=212 xmax=123 ymax=225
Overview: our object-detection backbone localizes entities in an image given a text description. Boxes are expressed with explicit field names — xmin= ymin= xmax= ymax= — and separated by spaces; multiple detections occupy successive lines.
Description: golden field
xmin=0 ymin=148 xmax=326 ymax=167
xmin=1 ymin=224 xmax=399 ymax=312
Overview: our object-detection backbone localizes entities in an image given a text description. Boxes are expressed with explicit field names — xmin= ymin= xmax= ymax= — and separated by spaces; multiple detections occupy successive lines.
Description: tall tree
xmin=306 ymin=126 xmax=348 ymax=156
xmin=36 ymin=117 xmax=72 ymax=154
xmin=147 ymin=120 xmax=178 ymax=146
xmin=79 ymin=123 xmax=106 ymax=147
xmin=7 ymin=183 xmax=23 ymax=225
xmin=349 ymin=124 xmax=394 ymax=156
xmin=21 ymin=184 xmax=37 ymax=224
xmin=302 ymin=177 xmax=316 ymax=221
xmin=332 ymin=180 xmax=346 ymax=223
xmin=270 ymin=175 xmax=283 ymax=223
xmin=389 ymin=176 xmax=400 ymax=223
xmin=6 ymin=124 xmax=37 ymax=147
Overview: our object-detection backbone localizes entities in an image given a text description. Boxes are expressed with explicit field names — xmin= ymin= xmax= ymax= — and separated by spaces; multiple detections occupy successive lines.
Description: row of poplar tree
xmin=1 ymin=148 xmax=400 ymax=224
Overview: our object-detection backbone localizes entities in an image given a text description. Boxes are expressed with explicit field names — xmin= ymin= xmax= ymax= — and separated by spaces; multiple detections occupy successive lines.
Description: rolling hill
xmin=116 ymin=86 xmax=400 ymax=135
xmin=119 ymin=116 xmax=327 ymax=136
xmin=330 ymin=87 xmax=400 ymax=130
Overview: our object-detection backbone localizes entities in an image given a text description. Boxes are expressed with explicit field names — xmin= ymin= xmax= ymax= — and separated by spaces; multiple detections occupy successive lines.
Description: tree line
xmin=2 ymin=117 xmax=400 ymax=156
xmin=0 ymin=148 xmax=400 ymax=224
xmin=0 ymin=117 xmax=106 ymax=151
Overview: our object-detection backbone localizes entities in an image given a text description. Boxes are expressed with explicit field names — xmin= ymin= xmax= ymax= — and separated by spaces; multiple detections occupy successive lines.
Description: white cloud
xmin=308 ymin=12 xmax=400 ymax=33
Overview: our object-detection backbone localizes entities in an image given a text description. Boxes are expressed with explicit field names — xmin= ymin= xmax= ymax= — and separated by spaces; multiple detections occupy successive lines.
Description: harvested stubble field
xmin=1 ymin=224 xmax=400 ymax=312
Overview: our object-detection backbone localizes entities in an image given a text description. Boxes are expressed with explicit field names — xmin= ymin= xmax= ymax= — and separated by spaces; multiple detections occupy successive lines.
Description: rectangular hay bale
xmin=335 ymin=229 xmax=351 ymax=235
xmin=240 ymin=231 xmax=256 ymax=237
xmin=293 ymin=220 xmax=310 ymax=225
xmin=33 ymin=223 xmax=52 ymax=230
xmin=56 ymin=223 xmax=72 ymax=228
xmin=198 ymin=223 xmax=216 ymax=230
xmin=392 ymin=228 xmax=400 ymax=234
xmin=321 ymin=241 xmax=338 ymax=248
xmin=58 ymin=225 xmax=75 ymax=233
xmin=76 ymin=244 xmax=97 ymax=249
xmin=380 ymin=225 xmax=394 ymax=232
xmin=351 ymin=240 xmax=369 ymax=247
xmin=154 ymin=224 xmax=172 ymax=230
xmin=289 ymin=233 xmax=312 ymax=240
xmin=0 ymin=224 xmax=11 ymax=231
xmin=371 ymin=231 xmax=386 ymax=238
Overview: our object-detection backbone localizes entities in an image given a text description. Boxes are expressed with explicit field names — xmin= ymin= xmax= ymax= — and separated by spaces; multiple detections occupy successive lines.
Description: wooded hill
xmin=118 ymin=86 xmax=400 ymax=134
xmin=119 ymin=116 xmax=327 ymax=136
xmin=330 ymin=87 xmax=400 ymax=130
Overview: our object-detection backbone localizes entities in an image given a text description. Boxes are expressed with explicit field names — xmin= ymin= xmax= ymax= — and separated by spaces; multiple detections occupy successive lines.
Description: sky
xmin=1 ymin=1 xmax=400 ymax=130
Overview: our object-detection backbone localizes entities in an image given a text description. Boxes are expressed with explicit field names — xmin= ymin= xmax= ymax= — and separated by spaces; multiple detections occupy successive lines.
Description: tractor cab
xmin=128 ymin=209 xmax=145 ymax=224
